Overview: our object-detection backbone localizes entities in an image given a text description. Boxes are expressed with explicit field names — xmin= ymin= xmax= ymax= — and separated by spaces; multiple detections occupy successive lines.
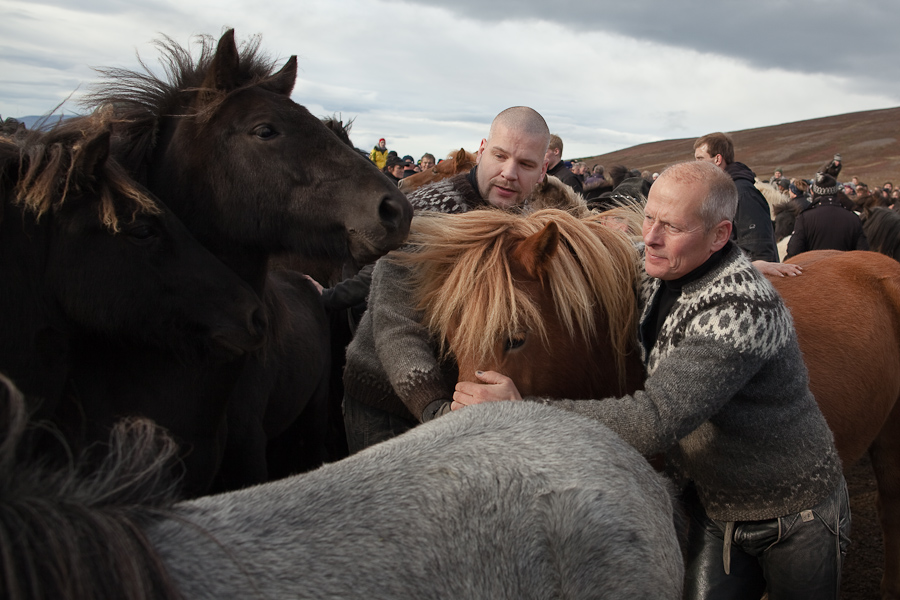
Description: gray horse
xmin=1 ymin=375 xmax=682 ymax=599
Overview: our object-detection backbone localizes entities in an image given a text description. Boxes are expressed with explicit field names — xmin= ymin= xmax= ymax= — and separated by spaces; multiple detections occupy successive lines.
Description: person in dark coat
xmin=693 ymin=132 xmax=780 ymax=264
xmin=774 ymin=179 xmax=811 ymax=242
xmin=786 ymin=172 xmax=869 ymax=259
xmin=545 ymin=134 xmax=583 ymax=195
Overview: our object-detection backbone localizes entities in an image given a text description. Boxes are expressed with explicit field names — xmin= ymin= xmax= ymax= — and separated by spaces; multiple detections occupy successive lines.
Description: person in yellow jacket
xmin=369 ymin=138 xmax=388 ymax=169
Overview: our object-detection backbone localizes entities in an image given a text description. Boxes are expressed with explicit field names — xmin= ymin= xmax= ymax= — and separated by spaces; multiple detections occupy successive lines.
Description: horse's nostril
xmin=379 ymin=194 xmax=412 ymax=233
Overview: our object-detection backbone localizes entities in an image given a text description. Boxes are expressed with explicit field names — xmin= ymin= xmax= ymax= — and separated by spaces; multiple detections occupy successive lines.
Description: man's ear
xmin=711 ymin=220 xmax=732 ymax=250
xmin=714 ymin=154 xmax=725 ymax=168
xmin=475 ymin=138 xmax=487 ymax=164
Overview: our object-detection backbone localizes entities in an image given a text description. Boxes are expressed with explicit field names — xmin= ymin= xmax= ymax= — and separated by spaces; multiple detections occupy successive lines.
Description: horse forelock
xmin=8 ymin=116 xmax=161 ymax=232
xmin=398 ymin=209 xmax=640 ymax=381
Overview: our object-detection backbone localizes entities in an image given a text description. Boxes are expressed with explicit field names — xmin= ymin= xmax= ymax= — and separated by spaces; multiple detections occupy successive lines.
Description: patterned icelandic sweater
xmin=405 ymin=169 xmax=489 ymax=213
xmin=540 ymin=243 xmax=843 ymax=522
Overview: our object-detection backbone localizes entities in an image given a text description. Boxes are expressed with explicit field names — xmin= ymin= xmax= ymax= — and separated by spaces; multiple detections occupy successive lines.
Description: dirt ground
xmin=841 ymin=454 xmax=883 ymax=599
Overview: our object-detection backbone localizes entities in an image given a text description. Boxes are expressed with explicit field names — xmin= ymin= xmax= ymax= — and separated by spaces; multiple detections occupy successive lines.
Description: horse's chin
xmin=346 ymin=233 xmax=397 ymax=266
xmin=208 ymin=330 xmax=266 ymax=362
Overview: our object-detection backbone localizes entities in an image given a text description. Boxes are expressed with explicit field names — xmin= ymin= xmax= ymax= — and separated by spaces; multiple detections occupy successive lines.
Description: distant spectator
xmin=608 ymin=165 xmax=630 ymax=189
xmin=419 ymin=153 xmax=436 ymax=171
xmin=820 ymin=153 xmax=842 ymax=179
xmin=544 ymin=134 xmax=583 ymax=194
xmin=383 ymin=155 xmax=406 ymax=186
xmin=584 ymin=164 xmax=605 ymax=187
xmin=693 ymin=132 xmax=779 ymax=263
xmin=369 ymin=138 xmax=389 ymax=169
xmin=773 ymin=167 xmax=784 ymax=181
xmin=402 ymin=155 xmax=418 ymax=178
xmin=853 ymin=183 xmax=870 ymax=210
xmin=786 ymin=172 xmax=868 ymax=259
xmin=774 ymin=179 xmax=810 ymax=242
xmin=582 ymin=164 xmax=612 ymax=202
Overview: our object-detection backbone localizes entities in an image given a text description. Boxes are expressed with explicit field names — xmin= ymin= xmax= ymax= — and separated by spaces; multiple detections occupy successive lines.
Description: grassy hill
xmin=577 ymin=106 xmax=900 ymax=187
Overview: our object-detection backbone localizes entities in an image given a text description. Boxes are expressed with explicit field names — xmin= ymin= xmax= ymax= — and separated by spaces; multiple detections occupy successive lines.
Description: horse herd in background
xmin=2 ymin=28 xmax=900 ymax=600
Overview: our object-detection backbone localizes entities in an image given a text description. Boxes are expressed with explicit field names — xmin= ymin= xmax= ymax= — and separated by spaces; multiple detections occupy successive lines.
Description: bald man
xmin=405 ymin=106 xmax=551 ymax=212
xmin=341 ymin=107 xmax=551 ymax=452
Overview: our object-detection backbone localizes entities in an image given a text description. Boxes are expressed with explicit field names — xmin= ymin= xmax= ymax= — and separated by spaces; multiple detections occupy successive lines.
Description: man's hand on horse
xmin=753 ymin=260 xmax=802 ymax=277
xmin=452 ymin=371 xmax=522 ymax=410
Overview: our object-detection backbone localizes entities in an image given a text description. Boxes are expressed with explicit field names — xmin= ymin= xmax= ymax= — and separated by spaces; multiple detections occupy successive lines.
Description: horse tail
xmin=0 ymin=374 xmax=185 ymax=600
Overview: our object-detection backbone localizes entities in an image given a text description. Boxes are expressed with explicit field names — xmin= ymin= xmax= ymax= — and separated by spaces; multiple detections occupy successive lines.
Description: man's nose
xmin=500 ymin=160 xmax=517 ymax=181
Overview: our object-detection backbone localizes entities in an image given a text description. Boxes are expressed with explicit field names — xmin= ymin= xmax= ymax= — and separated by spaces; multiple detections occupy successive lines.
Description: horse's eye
xmin=254 ymin=125 xmax=278 ymax=140
xmin=125 ymin=224 xmax=157 ymax=242
xmin=504 ymin=334 xmax=526 ymax=352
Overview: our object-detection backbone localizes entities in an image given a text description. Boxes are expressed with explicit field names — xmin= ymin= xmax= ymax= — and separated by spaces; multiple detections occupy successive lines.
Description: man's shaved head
xmin=487 ymin=107 xmax=551 ymax=154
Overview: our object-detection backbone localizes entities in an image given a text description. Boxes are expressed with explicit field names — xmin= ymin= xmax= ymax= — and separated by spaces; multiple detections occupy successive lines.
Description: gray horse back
xmin=148 ymin=401 xmax=683 ymax=599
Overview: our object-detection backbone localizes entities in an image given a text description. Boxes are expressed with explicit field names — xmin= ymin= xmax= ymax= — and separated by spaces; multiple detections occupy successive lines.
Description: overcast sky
xmin=2 ymin=0 xmax=899 ymax=160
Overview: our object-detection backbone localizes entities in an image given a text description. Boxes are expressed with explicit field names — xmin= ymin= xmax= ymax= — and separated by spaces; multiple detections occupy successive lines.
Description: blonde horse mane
xmin=5 ymin=110 xmax=160 ymax=232
xmin=394 ymin=207 xmax=642 ymax=385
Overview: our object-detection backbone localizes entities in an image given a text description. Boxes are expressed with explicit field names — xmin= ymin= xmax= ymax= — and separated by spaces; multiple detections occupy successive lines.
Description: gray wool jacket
xmin=342 ymin=171 xmax=487 ymax=421
xmin=541 ymin=243 xmax=843 ymax=522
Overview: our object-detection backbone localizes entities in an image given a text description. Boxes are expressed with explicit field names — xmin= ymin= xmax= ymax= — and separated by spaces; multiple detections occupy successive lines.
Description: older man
xmin=341 ymin=106 xmax=551 ymax=452
xmin=455 ymin=161 xmax=849 ymax=600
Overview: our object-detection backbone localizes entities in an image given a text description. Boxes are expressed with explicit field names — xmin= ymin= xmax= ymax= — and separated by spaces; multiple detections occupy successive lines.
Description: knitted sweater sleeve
xmin=535 ymin=331 xmax=768 ymax=457
xmin=368 ymin=257 xmax=454 ymax=420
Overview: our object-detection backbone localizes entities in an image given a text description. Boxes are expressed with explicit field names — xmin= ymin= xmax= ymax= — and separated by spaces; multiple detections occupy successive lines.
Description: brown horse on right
xmin=398 ymin=148 xmax=476 ymax=193
xmin=402 ymin=209 xmax=900 ymax=600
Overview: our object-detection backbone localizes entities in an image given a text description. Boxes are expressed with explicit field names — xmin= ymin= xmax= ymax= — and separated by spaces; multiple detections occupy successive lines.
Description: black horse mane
xmin=0 ymin=112 xmax=160 ymax=231
xmin=0 ymin=374 xmax=184 ymax=600
xmin=79 ymin=30 xmax=286 ymax=175
xmin=863 ymin=206 xmax=900 ymax=261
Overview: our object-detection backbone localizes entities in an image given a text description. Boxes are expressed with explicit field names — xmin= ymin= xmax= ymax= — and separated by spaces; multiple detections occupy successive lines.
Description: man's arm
xmin=368 ymin=257 xmax=454 ymax=421
xmin=321 ymin=263 xmax=374 ymax=311
xmin=454 ymin=333 xmax=769 ymax=456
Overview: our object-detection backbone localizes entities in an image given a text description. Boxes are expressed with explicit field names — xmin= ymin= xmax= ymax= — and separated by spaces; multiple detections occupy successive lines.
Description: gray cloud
xmin=393 ymin=0 xmax=900 ymax=87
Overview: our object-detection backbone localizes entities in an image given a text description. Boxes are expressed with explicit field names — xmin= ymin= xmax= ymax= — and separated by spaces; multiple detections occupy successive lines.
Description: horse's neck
xmin=145 ymin=125 xmax=272 ymax=295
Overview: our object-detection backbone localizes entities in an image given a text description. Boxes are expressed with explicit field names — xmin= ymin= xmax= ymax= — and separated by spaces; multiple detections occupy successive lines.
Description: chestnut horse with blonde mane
xmin=401 ymin=209 xmax=900 ymax=600
xmin=398 ymin=148 xmax=476 ymax=193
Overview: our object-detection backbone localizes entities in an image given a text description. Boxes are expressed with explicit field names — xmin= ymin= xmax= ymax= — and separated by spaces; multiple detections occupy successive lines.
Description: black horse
xmin=0 ymin=115 xmax=267 ymax=491
xmin=80 ymin=29 xmax=413 ymax=491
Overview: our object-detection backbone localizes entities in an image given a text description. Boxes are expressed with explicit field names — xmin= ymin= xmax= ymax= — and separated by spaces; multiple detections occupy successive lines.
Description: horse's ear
xmin=267 ymin=56 xmax=297 ymax=97
xmin=206 ymin=29 xmax=241 ymax=92
xmin=74 ymin=129 xmax=112 ymax=184
xmin=512 ymin=221 xmax=560 ymax=280
xmin=453 ymin=148 xmax=467 ymax=163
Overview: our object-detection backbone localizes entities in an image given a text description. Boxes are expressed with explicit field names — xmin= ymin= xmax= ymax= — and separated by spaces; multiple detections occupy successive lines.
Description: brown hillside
xmin=577 ymin=106 xmax=900 ymax=187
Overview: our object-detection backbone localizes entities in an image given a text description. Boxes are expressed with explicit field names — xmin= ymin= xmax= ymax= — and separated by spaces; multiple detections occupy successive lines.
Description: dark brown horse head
xmin=0 ymin=114 xmax=267 ymax=366
xmin=84 ymin=29 xmax=412 ymax=276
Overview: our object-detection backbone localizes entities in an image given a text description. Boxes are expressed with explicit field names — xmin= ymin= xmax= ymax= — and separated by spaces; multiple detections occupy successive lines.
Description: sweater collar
xmin=664 ymin=241 xmax=735 ymax=292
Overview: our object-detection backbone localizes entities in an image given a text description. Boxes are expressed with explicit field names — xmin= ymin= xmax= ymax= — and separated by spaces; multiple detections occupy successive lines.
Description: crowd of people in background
xmin=371 ymin=131 xmax=890 ymax=269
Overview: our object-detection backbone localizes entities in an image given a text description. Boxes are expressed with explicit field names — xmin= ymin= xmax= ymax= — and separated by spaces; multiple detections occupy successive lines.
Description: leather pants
xmin=683 ymin=478 xmax=850 ymax=600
